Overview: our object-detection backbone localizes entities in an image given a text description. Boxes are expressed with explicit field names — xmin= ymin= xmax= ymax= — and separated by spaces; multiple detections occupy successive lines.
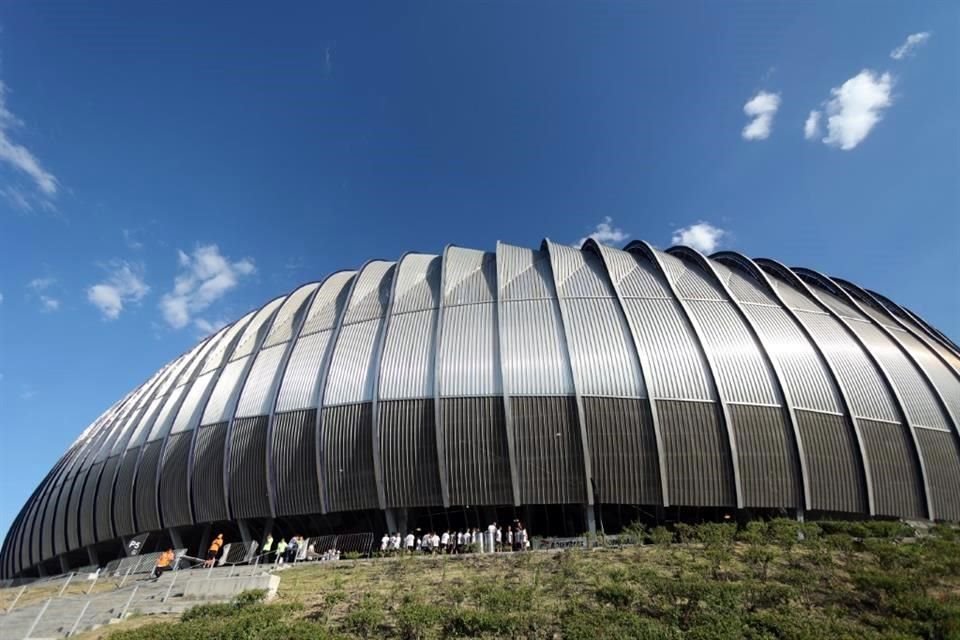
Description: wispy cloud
xmin=0 ymin=292 xmax=4 ymax=304
xmin=890 ymin=32 xmax=931 ymax=60
xmin=0 ymin=80 xmax=58 ymax=210
xmin=20 ymin=385 xmax=37 ymax=401
xmin=123 ymin=229 xmax=144 ymax=250
xmin=671 ymin=221 xmax=728 ymax=254
xmin=87 ymin=261 xmax=150 ymax=320
xmin=194 ymin=317 xmax=228 ymax=335
xmin=27 ymin=277 xmax=61 ymax=311
xmin=575 ymin=216 xmax=629 ymax=248
xmin=160 ymin=244 xmax=256 ymax=330
xmin=741 ymin=91 xmax=781 ymax=141
xmin=821 ymin=70 xmax=893 ymax=150
xmin=804 ymin=110 xmax=822 ymax=140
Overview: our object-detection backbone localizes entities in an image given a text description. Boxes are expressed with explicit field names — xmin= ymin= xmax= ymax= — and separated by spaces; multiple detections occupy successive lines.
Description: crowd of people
xmin=379 ymin=521 xmax=530 ymax=555
xmin=260 ymin=534 xmax=341 ymax=564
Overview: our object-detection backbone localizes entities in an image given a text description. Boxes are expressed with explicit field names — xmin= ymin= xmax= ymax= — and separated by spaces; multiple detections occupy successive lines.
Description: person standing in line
xmin=287 ymin=535 xmax=300 ymax=563
xmin=495 ymin=526 xmax=503 ymax=552
xmin=381 ymin=533 xmax=390 ymax=554
xmin=392 ymin=532 xmax=402 ymax=553
xmin=440 ymin=530 xmax=449 ymax=553
xmin=275 ymin=538 xmax=288 ymax=565
xmin=507 ymin=527 xmax=514 ymax=552
xmin=204 ymin=533 xmax=224 ymax=568
xmin=432 ymin=531 xmax=441 ymax=553
xmin=261 ymin=534 xmax=274 ymax=563
xmin=404 ymin=531 xmax=415 ymax=553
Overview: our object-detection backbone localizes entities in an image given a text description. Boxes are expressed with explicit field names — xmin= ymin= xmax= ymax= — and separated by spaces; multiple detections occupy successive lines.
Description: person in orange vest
xmin=204 ymin=533 xmax=224 ymax=568
xmin=152 ymin=548 xmax=175 ymax=579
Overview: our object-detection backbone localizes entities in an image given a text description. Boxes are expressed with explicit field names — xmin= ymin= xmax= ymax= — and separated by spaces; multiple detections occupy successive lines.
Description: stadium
xmin=2 ymin=238 xmax=959 ymax=579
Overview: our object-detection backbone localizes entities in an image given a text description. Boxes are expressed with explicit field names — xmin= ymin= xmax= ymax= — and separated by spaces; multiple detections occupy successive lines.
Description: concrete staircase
xmin=0 ymin=566 xmax=274 ymax=639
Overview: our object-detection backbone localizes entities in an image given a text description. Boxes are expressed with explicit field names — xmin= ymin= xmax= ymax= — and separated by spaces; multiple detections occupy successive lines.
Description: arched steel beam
xmin=263 ymin=282 xmax=324 ymax=518
xmin=714 ymin=252 xmax=874 ymax=515
xmin=624 ymin=240 xmax=744 ymax=508
xmin=792 ymin=266 xmax=934 ymax=520
xmin=432 ymin=246 xmax=454 ymax=508
xmin=221 ymin=297 xmax=287 ymax=521
xmin=585 ymin=239 xmax=669 ymax=507
xmin=670 ymin=245 xmax=810 ymax=511
xmin=543 ymin=239 xmax=596 ymax=508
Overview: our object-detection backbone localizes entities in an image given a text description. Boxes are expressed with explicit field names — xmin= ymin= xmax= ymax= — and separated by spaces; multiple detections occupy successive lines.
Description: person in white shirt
xmin=507 ymin=528 xmax=514 ymax=551
xmin=440 ymin=530 xmax=449 ymax=553
xmin=381 ymin=534 xmax=390 ymax=553
xmin=495 ymin=526 xmax=503 ymax=552
xmin=391 ymin=533 xmax=402 ymax=552
xmin=404 ymin=532 xmax=415 ymax=552
xmin=455 ymin=530 xmax=463 ymax=553
xmin=432 ymin=532 xmax=440 ymax=553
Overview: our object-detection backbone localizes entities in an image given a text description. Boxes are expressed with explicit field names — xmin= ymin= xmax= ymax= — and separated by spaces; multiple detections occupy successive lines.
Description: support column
xmin=86 ymin=546 xmax=99 ymax=567
xmin=237 ymin=519 xmax=253 ymax=547
xmin=59 ymin=555 xmax=70 ymax=574
xmin=585 ymin=506 xmax=596 ymax=536
xmin=168 ymin=527 xmax=184 ymax=550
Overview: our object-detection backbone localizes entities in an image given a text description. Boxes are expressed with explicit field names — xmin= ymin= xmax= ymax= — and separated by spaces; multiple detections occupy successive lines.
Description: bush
xmin=342 ymin=596 xmax=384 ymax=636
xmin=395 ymin=598 xmax=445 ymax=640
xmin=561 ymin=605 xmax=681 ymax=640
xmin=596 ymin=582 xmax=635 ymax=608
xmin=232 ymin=588 xmax=268 ymax=607
xmin=443 ymin=608 xmax=516 ymax=637
xmin=649 ymin=526 xmax=672 ymax=546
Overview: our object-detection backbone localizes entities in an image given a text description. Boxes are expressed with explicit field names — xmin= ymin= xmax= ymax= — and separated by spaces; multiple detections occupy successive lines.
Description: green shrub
xmin=621 ymin=520 xmax=649 ymax=545
xmin=395 ymin=598 xmax=445 ymax=640
xmin=561 ymin=605 xmax=681 ymax=640
xmin=342 ymin=596 xmax=384 ymax=636
xmin=649 ymin=526 xmax=672 ymax=546
xmin=231 ymin=588 xmax=268 ymax=607
xmin=342 ymin=551 xmax=362 ymax=560
xmin=443 ymin=608 xmax=516 ymax=637
xmin=596 ymin=582 xmax=635 ymax=608
xmin=180 ymin=602 xmax=235 ymax=622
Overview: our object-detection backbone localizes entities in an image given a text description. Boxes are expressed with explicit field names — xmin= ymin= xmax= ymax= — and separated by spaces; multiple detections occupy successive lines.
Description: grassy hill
xmin=88 ymin=520 xmax=959 ymax=639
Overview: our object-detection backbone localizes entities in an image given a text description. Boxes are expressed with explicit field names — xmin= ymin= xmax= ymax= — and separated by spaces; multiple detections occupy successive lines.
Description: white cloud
xmin=39 ymin=295 xmax=59 ymax=312
xmin=575 ymin=216 xmax=630 ymax=247
xmin=194 ymin=317 xmax=228 ymax=335
xmin=741 ymin=91 xmax=781 ymax=140
xmin=671 ymin=221 xmax=728 ymax=254
xmin=160 ymin=245 xmax=256 ymax=329
xmin=20 ymin=386 xmax=37 ymax=401
xmin=804 ymin=110 xmax=822 ymax=140
xmin=0 ymin=292 xmax=3 ymax=304
xmin=87 ymin=261 xmax=150 ymax=320
xmin=0 ymin=80 xmax=58 ymax=208
xmin=822 ymin=70 xmax=893 ymax=150
xmin=27 ymin=276 xmax=55 ymax=291
xmin=123 ymin=229 xmax=143 ymax=250
xmin=890 ymin=32 xmax=931 ymax=60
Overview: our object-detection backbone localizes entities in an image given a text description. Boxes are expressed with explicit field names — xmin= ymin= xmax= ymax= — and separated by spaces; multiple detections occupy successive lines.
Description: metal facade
xmin=4 ymin=237 xmax=960 ymax=578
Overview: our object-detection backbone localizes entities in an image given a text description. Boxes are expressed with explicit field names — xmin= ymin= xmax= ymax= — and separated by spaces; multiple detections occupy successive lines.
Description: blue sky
xmin=1 ymin=1 xmax=958 ymax=540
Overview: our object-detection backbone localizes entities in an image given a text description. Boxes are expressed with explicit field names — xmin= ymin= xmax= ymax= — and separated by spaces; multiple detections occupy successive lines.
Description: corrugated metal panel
xmin=443 ymin=248 xmax=497 ymax=305
xmin=191 ymin=422 xmax=229 ymax=523
xmin=344 ymin=262 xmax=394 ymax=324
xmin=582 ymin=397 xmax=660 ymax=505
xmin=158 ymin=431 xmax=193 ymax=528
xmin=743 ymin=304 xmax=844 ymax=413
xmin=511 ymin=396 xmax=587 ymax=504
xmin=564 ymin=298 xmax=646 ymax=397
xmin=200 ymin=357 xmax=249 ymax=425
xmin=272 ymin=409 xmax=322 ymax=516
xmin=228 ymin=416 xmax=271 ymax=519
xmin=767 ymin=275 xmax=822 ymax=313
xmin=323 ymin=320 xmax=382 ymax=405
xmin=262 ymin=283 xmax=320 ymax=347
xmin=654 ymin=399 xmax=736 ymax=507
xmin=392 ymin=254 xmax=441 ymax=314
xmin=499 ymin=299 xmax=574 ymax=395
xmin=848 ymin=320 xmax=950 ymax=431
xmin=145 ymin=384 xmax=188 ymax=441
xmin=916 ymin=428 xmax=960 ymax=521
xmin=551 ymin=244 xmax=615 ymax=298
xmin=125 ymin=394 xmax=167 ymax=451
xmin=95 ymin=456 xmax=120 ymax=540
xmin=897 ymin=329 xmax=960 ymax=424
xmin=380 ymin=310 xmax=438 ymax=400
xmin=234 ymin=344 xmax=286 ymax=418
xmin=599 ymin=245 xmax=672 ymax=299
xmin=498 ymin=243 xmax=554 ymax=301
xmin=176 ymin=332 xmax=222 ymax=386
xmin=659 ymin=251 xmax=725 ymax=300
xmin=798 ymin=311 xmax=900 ymax=422
xmin=808 ymin=286 xmax=868 ymax=322
xmin=380 ymin=399 xmax=443 ymax=507
xmin=550 ymin=244 xmax=646 ymax=398
xmin=858 ymin=418 xmax=926 ymax=519
xmin=728 ymin=404 xmax=802 ymax=508
xmin=442 ymin=396 xmax=513 ymax=506
xmin=714 ymin=262 xmax=778 ymax=305
xmin=437 ymin=303 xmax=502 ymax=397
xmin=686 ymin=299 xmax=781 ymax=405
xmin=299 ymin=272 xmax=356 ymax=336
xmin=200 ymin=311 xmax=255 ymax=374
xmin=112 ymin=449 xmax=139 ymax=537
xmin=795 ymin=410 xmax=867 ymax=514
xmin=276 ymin=330 xmax=333 ymax=411
xmin=230 ymin=297 xmax=286 ymax=361
xmin=622 ymin=299 xmax=715 ymax=401
xmin=321 ymin=403 xmax=379 ymax=512
xmin=77 ymin=462 xmax=103 ymax=546
xmin=134 ymin=441 xmax=162 ymax=532
xmin=170 ymin=370 xmax=217 ymax=434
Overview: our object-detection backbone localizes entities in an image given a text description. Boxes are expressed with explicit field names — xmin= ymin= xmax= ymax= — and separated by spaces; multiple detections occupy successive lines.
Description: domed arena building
xmin=3 ymin=239 xmax=959 ymax=578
